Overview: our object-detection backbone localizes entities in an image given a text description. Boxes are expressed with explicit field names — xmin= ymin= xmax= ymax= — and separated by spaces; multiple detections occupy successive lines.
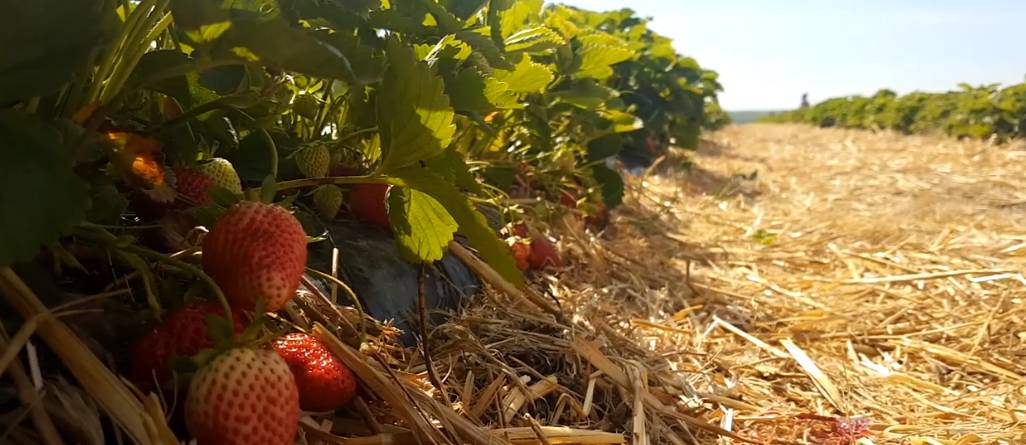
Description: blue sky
xmin=555 ymin=0 xmax=1026 ymax=110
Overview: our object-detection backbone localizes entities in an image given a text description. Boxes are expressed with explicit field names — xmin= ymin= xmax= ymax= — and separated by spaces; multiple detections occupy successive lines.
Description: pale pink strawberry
xmin=185 ymin=348 xmax=299 ymax=445
xmin=202 ymin=201 xmax=308 ymax=312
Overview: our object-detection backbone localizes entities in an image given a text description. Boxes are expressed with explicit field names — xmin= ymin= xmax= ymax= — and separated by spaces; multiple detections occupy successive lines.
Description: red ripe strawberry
xmin=528 ymin=235 xmax=561 ymax=269
xmin=272 ymin=333 xmax=357 ymax=411
xmin=349 ymin=183 xmax=391 ymax=228
xmin=186 ymin=348 xmax=299 ymax=445
xmin=172 ymin=168 xmax=214 ymax=208
xmin=517 ymin=162 xmax=531 ymax=175
xmin=128 ymin=191 xmax=170 ymax=220
xmin=202 ymin=201 xmax=308 ymax=312
xmin=509 ymin=223 xmax=530 ymax=238
xmin=130 ymin=301 xmax=243 ymax=392
xmin=163 ymin=96 xmax=183 ymax=120
xmin=130 ymin=167 xmax=210 ymax=218
xmin=510 ymin=240 xmax=531 ymax=271
xmin=585 ymin=202 xmax=610 ymax=229
xmin=129 ymin=327 xmax=174 ymax=391
xmin=559 ymin=190 xmax=578 ymax=208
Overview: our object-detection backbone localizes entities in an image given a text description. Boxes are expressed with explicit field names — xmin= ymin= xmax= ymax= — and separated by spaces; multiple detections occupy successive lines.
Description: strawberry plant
xmin=0 ymin=0 xmax=724 ymax=282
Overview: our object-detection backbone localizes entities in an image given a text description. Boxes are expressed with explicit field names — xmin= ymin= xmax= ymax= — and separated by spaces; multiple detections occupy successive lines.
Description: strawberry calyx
xmin=170 ymin=299 xmax=280 ymax=381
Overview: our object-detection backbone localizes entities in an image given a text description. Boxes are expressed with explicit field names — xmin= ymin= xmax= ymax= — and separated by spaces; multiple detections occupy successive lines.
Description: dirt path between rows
xmin=599 ymin=124 xmax=1026 ymax=443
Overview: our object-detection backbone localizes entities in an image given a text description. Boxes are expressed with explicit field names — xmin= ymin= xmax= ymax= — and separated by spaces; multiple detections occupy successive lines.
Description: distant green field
xmin=728 ymin=110 xmax=785 ymax=124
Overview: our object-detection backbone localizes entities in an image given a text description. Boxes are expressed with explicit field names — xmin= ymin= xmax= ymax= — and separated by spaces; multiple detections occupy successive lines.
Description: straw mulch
xmin=560 ymin=123 xmax=1023 ymax=444
xmin=398 ymin=123 xmax=1026 ymax=445
xmin=3 ymin=123 xmax=1025 ymax=445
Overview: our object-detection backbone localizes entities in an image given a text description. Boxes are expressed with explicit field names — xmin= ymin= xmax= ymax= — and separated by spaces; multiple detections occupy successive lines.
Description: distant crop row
xmin=761 ymin=82 xmax=1026 ymax=140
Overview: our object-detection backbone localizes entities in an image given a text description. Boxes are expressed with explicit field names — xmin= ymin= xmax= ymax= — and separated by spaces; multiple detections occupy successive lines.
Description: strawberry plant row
xmin=1 ymin=0 xmax=723 ymax=281
xmin=762 ymin=82 xmax=1026 ymax=140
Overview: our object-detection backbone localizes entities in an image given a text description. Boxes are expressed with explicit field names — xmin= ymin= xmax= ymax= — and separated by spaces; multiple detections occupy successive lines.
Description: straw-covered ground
xmin=3 ymin=124 xmax=1024 ymax=445
xmin=411 ymin=124 xmax=1026 ymax=445
xmin=678 ymin=124 xmax=1026 ymax=443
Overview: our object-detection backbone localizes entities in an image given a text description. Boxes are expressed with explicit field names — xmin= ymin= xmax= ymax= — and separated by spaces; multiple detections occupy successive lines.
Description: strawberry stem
xmin=125 ymin=246 xmax=233 ymax=323
xmin=270 ymin=175 xmax=394 ymax=194
xmin=304 ymin=268 xmax=366 ymax=344
xmin=257 ymin=128 xmax=279 ymax=180
xmin=74 ymin=224 xmax=233 ymax=322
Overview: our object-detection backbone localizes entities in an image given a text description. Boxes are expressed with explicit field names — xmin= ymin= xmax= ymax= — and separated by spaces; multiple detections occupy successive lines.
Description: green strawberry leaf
xmin=278 ymin=191 xmax=300 ymax=209
xmin=169 ymin=354 xmax=202 ymax=376
xmin=574 ymin=33 xmax=633 ymax=80
xmin=169 ymin=0 xmax=233 ymax=45
xmin=479 ymin=164 xmax=518 ymax=190
xmin=447 ymin=68 xmax=522 ymax=113
xmin=550 ymin=79 xmax=618 ymax=110
xmin=208 ymin=185 xmax=240 ymax=208
xmin=128 ymin=51 xmax=243 ymax=123
xmin=504 ymin=26 xmax=565 ymax=54
xmin=198 ymin=64 xmax=248 ymax=95
xmin=221 ymin=17 xmax=358 ymax=83
xmin=238 ymin=304 xmax=269 ymax=345
xmin=0 ymin=111 xmax=89 ymax=265
xmin=586 ymin=134 xmax=622 ymax=162
xmin=442 ymin=0 xmax=488 ymax=20
xmin=282 ymin=0 xmax=380 ymax=22
xmin=319 ymin=30 xmax=387 ymax=85
xmin=494 ymin=55 xmax=554 ymax=94
xmin=227 ymin=129 xmax=283 ymax=185
xmin=86 ymin=182 xmax=129 ymax=224
xmin=423 ymin=149 xmax=483 ymax=194
xmin=125 ymin=50 xmax=195 ymax=105
xmin=601 ymin=110 xmax=644 ymax=133
xmin=368 ymin=0 xmax=433 ymax=36
xmin=191 ymin=204 xmax=226 ymax=228
xmin=376 ymin=38 xmax=456 ymax=173
xmin=0 ymin=0 xmax=115 ymax=102
xmin=497 ymin=0 xmax=542 ymax=40
xmin=454 ymin=30 xmax=513 ymax=70
xmin=172 ymin=0 xmax=359 ymax=83
xmin=388 ymin=166 xmax=523 ymax=286
xmin=387 ymin=187 xmax=458 ymax=264
xmin=590 ymin=164 xmax=625 ymax=208
xmin=205 ymin=313 xmax=236 ymax=350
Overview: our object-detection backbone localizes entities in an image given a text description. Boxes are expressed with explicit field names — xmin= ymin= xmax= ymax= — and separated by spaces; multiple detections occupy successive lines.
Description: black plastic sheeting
xmin=304 ymin=219 xmax=484 ymax=346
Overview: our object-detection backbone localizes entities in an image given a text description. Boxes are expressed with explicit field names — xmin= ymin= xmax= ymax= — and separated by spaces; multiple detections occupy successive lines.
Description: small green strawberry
xmin=185 ymin=348 xmax=299 ymax=445
xmin=294 ymin=143 xmax=330 ymax=178
xmin=198 ymin=158 xmax=243 ymax=194
xmin=312 ymin=185 xmax=343 ymax=220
